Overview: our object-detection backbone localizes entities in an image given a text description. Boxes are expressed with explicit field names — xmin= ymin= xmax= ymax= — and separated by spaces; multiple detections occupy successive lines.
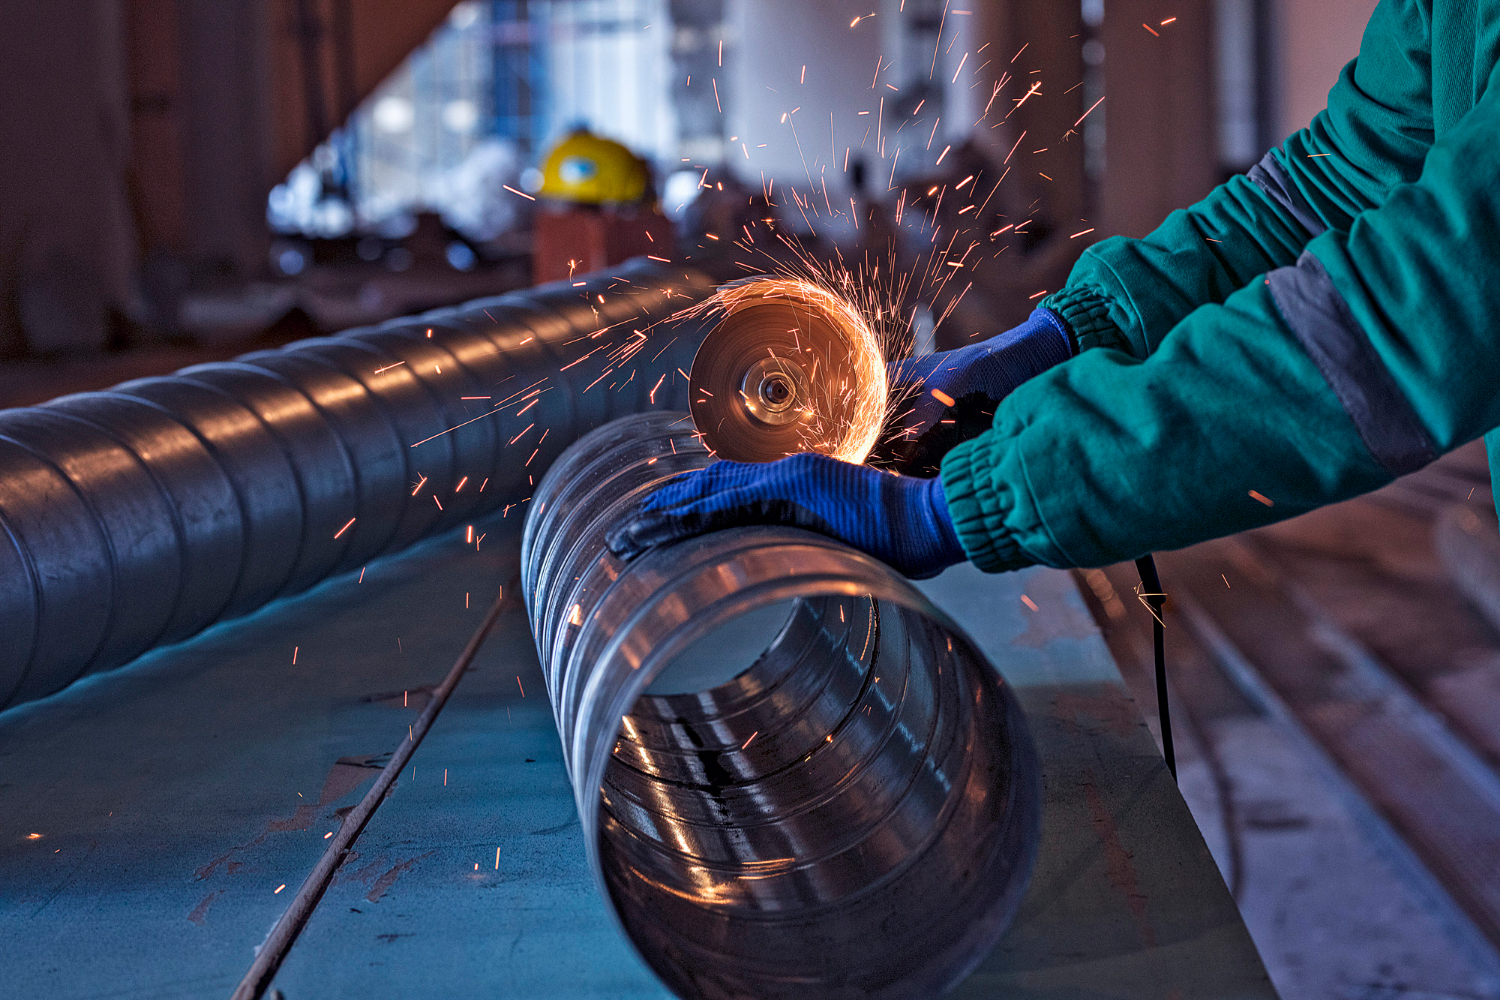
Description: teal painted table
xmin=0 ymin=511 xmax=1276 ymax=999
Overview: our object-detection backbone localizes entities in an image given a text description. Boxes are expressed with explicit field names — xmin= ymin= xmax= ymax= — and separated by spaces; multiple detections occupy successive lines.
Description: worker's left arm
xmin=943 ymin=67 xmax=1500 ymax=571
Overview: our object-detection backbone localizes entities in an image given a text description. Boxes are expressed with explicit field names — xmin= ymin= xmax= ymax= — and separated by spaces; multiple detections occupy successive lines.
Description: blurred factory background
xmin=8 ymin=3 xmax=1500 ymax=999
xmin=0 ymin=0 xmax=1376 ymax=371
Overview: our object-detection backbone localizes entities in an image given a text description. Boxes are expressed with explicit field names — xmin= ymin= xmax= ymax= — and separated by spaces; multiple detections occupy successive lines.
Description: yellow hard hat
xmin=538 ymin=129 xmax=651 ymax=205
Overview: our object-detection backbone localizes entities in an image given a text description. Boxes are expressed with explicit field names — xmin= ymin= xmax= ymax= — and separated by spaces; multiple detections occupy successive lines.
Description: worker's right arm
xmin=937 ymin=24 xmax=1499 ymax=573
xmin=1044 ymin=0 xmax=1435 ymax=360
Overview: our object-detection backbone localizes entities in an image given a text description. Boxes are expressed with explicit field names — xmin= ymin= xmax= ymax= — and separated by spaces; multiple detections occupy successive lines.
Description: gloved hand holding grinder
xmin=606 ymin=309 xmax=1075 ymax=578
xmin=616 ymin=11 xmax=1500 ymax=578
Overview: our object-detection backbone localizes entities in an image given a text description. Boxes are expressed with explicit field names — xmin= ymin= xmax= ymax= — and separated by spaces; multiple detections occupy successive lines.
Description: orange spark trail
xmin=1074 ymin=95 xmax=1106 ymax=128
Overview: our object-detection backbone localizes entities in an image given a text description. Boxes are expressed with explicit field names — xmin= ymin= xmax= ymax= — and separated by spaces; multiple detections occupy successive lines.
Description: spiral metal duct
xmin=521 ymin=412 xmax=1041 ymax=1000
xmin=0 ymin=259 xmax=721 ymax=711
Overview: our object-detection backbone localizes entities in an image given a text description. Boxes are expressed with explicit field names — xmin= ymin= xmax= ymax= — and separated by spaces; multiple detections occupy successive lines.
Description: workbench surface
xmin=0 ymin=511 xmax=1276 ymax=999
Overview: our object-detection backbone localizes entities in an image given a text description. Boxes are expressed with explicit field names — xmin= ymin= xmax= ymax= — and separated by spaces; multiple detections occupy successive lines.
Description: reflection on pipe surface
xmin=522 ymin=412 xmax=1041 ymax=1000
xmin=0 ymin=259 xmax=718 ymax=710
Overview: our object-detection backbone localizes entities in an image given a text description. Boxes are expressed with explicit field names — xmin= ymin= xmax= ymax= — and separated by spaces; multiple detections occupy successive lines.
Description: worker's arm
xmin=942 ymin=59 xmax=1500 ymax=571
xmin=1045 ymin=0 xmax=1435 ymax=358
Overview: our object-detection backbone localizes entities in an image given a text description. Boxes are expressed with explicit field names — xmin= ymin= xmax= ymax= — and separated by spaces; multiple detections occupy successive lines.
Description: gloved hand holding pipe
xmin=608 ymin=304 xmax=1075 ymax=578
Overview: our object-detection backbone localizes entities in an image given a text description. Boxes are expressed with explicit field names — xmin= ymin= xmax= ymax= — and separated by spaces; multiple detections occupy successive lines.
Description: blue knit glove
xmin=882 ymin=308 xmax=1074 ymax=475
xmin=606 ymin=453 xmax=967 ymax=579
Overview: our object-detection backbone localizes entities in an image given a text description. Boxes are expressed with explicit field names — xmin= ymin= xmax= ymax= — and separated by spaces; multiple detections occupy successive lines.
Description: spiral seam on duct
xmin=520 ymin=412 xmax=1041 ymax=1000
xmin=0 ymin=259 xmax=719 ymax=711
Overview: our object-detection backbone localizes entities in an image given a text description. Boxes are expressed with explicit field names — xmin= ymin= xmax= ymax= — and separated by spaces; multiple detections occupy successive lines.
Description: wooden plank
xmin=1172 ymin=590 xmax=1500 ymax=992
xmin=1076 ymin=556 xmax=1500 ymax=998
xmin=1163 ymin=537 xmax=1500 ymax=949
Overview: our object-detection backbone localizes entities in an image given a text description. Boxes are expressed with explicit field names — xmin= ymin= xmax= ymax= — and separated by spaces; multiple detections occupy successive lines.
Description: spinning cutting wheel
xmin=688 ymin=277 xmax=888 ymax=464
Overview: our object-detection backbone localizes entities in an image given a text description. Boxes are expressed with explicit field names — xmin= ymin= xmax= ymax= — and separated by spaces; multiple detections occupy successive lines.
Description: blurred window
xmin=269 ymin=0 xmax=677 ymax=242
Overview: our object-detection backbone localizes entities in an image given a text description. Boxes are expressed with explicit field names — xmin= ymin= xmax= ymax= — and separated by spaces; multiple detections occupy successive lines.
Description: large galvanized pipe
xmin=521 ymin=412 xmax=1041 ymax=1000
xmin=0 ymin=259 xmax=720 ymax=711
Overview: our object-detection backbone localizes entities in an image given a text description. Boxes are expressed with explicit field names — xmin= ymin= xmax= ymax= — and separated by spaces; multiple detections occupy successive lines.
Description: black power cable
xmin=1133 ymin=554 xmax=1175 ymax=780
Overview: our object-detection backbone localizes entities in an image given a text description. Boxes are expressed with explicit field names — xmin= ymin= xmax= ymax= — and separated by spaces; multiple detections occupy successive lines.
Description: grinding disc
xmin=688 ymin=278 xmax=887 ymax=464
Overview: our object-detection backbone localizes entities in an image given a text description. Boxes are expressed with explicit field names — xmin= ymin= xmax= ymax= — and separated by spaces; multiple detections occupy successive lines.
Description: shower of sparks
xmin=378 ymin=23 xmax=1108 ymax=487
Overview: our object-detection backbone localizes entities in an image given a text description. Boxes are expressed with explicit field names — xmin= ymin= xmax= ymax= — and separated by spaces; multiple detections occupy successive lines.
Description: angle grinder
xmin=687 ymin=277 xmax=888 ymax=464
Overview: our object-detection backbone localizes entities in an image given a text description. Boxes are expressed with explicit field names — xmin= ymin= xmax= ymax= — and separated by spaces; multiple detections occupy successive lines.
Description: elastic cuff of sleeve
xmin=1041 ymin=286 xmax=1129 ymax=353
xmin=939 ymin=437 xmax=1035 ymax=573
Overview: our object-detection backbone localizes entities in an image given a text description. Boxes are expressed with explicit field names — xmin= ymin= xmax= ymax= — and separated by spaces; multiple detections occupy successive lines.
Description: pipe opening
xmin=524 ymin=414 xmax=1040 ymax=1000
xmin=642 ymin=599 xmax=802 ymax=696
xmin=600 ymin=590 xmax=1029 ymax=1000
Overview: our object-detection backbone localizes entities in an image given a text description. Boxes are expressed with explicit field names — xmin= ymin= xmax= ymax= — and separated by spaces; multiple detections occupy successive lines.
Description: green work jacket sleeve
xmin=941 ymin=52 xmax=1500 ymax=571
xmin=1044 ymin=0 xmax=1436 ymax=359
